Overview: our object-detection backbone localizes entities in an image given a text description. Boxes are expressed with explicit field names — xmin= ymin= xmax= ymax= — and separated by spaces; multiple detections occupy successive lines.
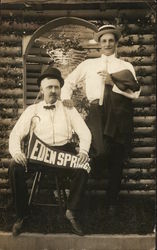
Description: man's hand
xmin=14 ymin=153 xmax=27 ymax=167
xmin=77 ymin=152 xmax=89 ymax=165
xmin=62 ymin=99 xmax=74 ymax=108
xmin=97 ymin=71 xmax=114 ymax=86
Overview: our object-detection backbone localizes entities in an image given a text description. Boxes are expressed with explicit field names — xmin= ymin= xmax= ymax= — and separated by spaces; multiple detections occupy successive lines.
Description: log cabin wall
xmin=0 ymin=1 xmax=156 ymax=206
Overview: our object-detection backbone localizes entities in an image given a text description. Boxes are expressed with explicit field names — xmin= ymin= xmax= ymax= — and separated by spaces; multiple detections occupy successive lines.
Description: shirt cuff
xmin=10 ymin=149 xmax=22 ymax=159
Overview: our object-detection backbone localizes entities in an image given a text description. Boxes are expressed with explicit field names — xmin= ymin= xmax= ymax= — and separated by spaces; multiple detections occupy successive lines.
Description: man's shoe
xmin=65 ymin=209 xmax=84 ymax=236
xmin=12 ymin=218 xmax=23 ymax=236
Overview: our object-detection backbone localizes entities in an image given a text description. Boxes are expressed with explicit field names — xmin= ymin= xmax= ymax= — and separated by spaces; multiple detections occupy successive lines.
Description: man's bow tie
xmin=43 ymin=104 xmax=55 ymax=110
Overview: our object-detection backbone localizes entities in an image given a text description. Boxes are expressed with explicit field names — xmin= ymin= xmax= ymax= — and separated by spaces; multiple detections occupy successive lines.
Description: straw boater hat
xmin=94 ymin=24 xmax=121 ymax=43
xmin=37 ymin=66 xmax=64 ymax=87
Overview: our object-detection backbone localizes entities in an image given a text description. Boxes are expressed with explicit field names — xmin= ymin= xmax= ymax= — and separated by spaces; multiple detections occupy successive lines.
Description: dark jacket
xmin=103 ymin=70 xmax=140 ymax=146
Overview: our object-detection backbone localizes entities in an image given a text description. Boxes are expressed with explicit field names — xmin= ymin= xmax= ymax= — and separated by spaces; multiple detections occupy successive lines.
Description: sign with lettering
xmin=27 ymin=132 xmax=91 ymax=173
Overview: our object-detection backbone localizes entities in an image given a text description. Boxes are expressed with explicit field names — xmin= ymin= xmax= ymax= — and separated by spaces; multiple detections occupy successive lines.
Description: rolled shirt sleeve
xmin=9 ymin=106 xmax=35 ymax=158
xmin=61 ymin=61 xmax=86 ymax=100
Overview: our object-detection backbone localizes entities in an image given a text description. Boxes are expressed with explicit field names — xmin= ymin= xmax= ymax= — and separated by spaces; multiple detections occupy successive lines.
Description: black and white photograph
xmin=0 ymin=1 xmax=156 ymax=250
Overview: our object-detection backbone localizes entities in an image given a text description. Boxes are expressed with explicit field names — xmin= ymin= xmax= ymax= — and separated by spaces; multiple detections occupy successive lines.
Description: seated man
xmin=8 ymin=66 xmax=91 ymax=236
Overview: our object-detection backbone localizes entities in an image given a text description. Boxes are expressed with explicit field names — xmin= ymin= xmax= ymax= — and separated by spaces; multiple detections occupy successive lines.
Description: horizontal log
xmin=26 ymin=64 xmax=42 ymax=72
xmin=89 ymin=190 xmax=155 ymax=196
xmin=26 ymin=93 xmax=156 ymax=107
xmin=133 ymin=96 xmax=156 ymax=106
xmin=0 ymin=108 xmax=23 ymax=118
xmin=86 ymin=179 xmax=155 ymax=191
xmin=0 ymin=179 xmax=9 ymax=188
xmin=0 ymin=79 xmax=23 ymax=89
xmin=26 ymin=63 xmax=156 ymax=75
xmin=0 ymin=46 xmax=21 ymax=56
xmin=0 ymin=118 xmax=17 ymax=126
xmin=89 ymin=178 xmax=155 ymax=185
xmin=0 ymin=9 xmax=154 ymax=22
xmin=35 ymin=36 xmax=155 ymax=51
xmin=27 ymin=84 xmax=40 ymax=91
xmin=0 ymin=142 xmax=156 ymax=158
xmin=118 ymin=45 xmax=155 ymax=57
xmin=137 ymin=76 xmax=155 ymax=85
xmin=26 ymin=55 xmax=51 ymax=64
xmin=80 ymin=34 xmax=155 ymax=47
xmin=119 ymin=34 xmax=155 ymax=46
xmin=25 ymin=67 xmax=155 ymax=81
xmin=1 ymin=166 xmax=155 ymax=181
xmin=0 ymin=151 xmax=10 ymax=158
xmin=0 ymin=129 xmax=11 ymax=139
xmin=27 ymin=75 xmax=156 ymax=85
xmin=134 ymin=66 xmax=156 ymax=76
xmin=123 ymin=170 xmax=155 ymax=180
xmin=26 ymin=72 xmax=40 ymax=78
xmin=0 ymin=98 xmax=23 ymax=108
xmin=27 ymin=94 xmax=156 ymax=107
xmin=0 ymin=188 xmax=155 ymax=196
xmin=26 ymin=54 xmax=155 ymax=67
xmin=133 ymin=116 xmax=156 ymax=127
xmin=1 ymin=21 xmax=40 ymax=33
xmin=0 ymin=34 xmax=22 ymax=44
xmin=0 ymin=138 xmax=156 ymax=151
xmin=131 ymin=147 xmax=155 ymax=158
xmin=26 ymin=97 xmax=155 ymax=114
xmin=134 ymin=127 xmax=155 ymax=137
xmin=87 ymin=48 xmax=155 ymax=59
xmin=0 ymin=168 xmax=9 ymax=176
xmin=0 ymin=77 xmax=16 ymax=84
xmin=0 ymin=154 xmax=155 ymax=168
xmin=29 ymin=45 xmax=155 ymax=59
xmin=134 ymin=65 xmax=155 ymax=75
xmin=0 ymin=188 xmax=11 ymax=194
xmin=0 ymin=57 xmax=22 ymax=66
xmin=120 ymin=56 xmax=155 ymax=66
xmin=26 ymin=84 xmax=155 ymax=97
xmin=35 ymin=37 xmax=155 ymax=50
xmin=127 ymin=158 xmax=155 ymax=168
xmin=1 ymin=175 xmax=155 ymax=189
xmin=0 ymin=67 xmax=22 ymax=76
xmin=134 ymin=107 xmax=155 ymax=116
xmin=0 ymin=88 xmax=23 ymax=98
xmin=132 ymin=138 xmax=155 ymax=147
xmin=123 ymin=24 xmax=155 ymax=35
xmin=140 ymin=86 xmax=155 ymax=96
xmin=24 ymin=85 xmax=155 ymax=97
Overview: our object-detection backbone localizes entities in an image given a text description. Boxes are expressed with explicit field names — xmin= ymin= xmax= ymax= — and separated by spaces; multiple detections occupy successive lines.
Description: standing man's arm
xmin=61 ymin=61 xmax=86 ymax=108
xmin=9 ymin=106 xmax=34 ymax=166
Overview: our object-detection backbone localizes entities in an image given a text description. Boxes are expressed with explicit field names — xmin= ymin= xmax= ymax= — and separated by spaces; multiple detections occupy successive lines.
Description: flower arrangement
xmin=39 ymin=32 xmax=85 ymax=65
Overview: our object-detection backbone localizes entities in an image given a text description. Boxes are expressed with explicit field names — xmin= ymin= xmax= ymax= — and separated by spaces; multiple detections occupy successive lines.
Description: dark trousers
xmin=8 ymin=143 xmax=88 ymax=219
xmin=104 ymin=137 xmax=125 ymax=205
xmin=86 ymin=103 xmax=126 ymax=205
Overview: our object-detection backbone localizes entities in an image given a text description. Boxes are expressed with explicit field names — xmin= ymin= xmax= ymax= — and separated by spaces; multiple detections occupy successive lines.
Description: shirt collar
xmin=42 ymin=99 xmax=59 ymax=107
xmin=101 ymin=53 xmax=116 ymax=62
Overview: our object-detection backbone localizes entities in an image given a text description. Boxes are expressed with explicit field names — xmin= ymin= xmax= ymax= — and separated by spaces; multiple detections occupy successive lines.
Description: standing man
xmin=61 ymin=24 xmax=141 ymax=214
xmin=9 ymin=66 xmax=91 ymax=236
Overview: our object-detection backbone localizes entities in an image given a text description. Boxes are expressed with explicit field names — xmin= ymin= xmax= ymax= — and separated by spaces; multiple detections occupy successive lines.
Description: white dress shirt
xmin=9 ymin=100 xmax=92 ymax=158
xmin=61 ymin=54 xmax=140 ymax=101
